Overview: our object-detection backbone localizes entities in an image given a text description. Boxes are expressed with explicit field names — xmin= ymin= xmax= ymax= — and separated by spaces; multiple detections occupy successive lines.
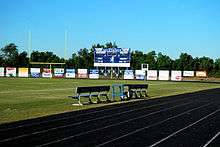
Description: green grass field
xmin=0 ymin=78 xmax=220 ymax=124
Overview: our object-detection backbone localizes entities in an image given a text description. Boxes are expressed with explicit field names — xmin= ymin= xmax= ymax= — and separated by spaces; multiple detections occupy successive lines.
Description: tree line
xmin=0 ymin=42 xmax=220 ymax=77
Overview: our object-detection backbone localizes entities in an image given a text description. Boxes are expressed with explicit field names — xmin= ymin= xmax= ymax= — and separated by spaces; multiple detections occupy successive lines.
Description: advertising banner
xmin=159 ymin=70 xmax=169 ymax=81
xmin=183 ymin=71 xmax=194 ymax=77
xmin=89 ymin=69 xmax=99 ymax=79
xmin=0 ymin=67 xmax=4 ymax=77
xmin=147 ymin=70 xmax=158 ymax=80
xmin=30 ymin=68 xmax=41 ymax=78
xmin=94 ymin=48 xmax=131 ymax=67
xmin=171 ymin=70 xmax=182 ymax=81
xmin=18 ymin=68 xmax=29 ymax=77
xmin=6 ymin=67 xmax=16 ymax=77
xmin=42 ymin=68 xmax=52 ymax=78
xmin=135 ymin=70 xmax=145 ymax=80
xmin=124 ymin=70 xmax=134 ymax=79
xmin=78 ymin=69 xmax=88 ymax=78
xmin=196 ymin=71 xmax=207 ymax=77
xmin=66 ymin=69 xmax=75 ymax=78
xmin=54 ymin=68 xmax=64 ymax=78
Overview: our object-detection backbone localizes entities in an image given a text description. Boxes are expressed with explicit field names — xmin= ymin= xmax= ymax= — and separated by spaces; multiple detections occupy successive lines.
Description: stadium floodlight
xmin=64 ymin=29 xmax=68 ymax=60
xmin=28 ymin=30 xmax=32 ymax=62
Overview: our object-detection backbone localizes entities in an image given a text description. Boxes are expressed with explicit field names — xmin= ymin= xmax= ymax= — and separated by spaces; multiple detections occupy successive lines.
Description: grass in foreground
xmin=0 ymin=78 xmax=220 ymax=124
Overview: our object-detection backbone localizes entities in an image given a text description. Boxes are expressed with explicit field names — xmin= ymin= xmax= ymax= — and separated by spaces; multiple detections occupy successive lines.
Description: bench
xmin=68 ymin=86 xmax=110 ymax=105
xmin=124 ymin=84 xmax=148 ymax=99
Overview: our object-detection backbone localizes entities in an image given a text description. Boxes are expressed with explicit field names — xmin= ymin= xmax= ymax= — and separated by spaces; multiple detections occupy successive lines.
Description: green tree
xmin=18 ymin=51 xmax=29 ymax=67
xmin=214 ymin=58 xmax=220 ymax=70
xmin=30 ymin=51 xmax=63 ymax=63
xmin=144 ymin=51 xmax=157 ymax=69
xmin=131 ymin=51 xmax=145 ymax=69
xmin=156 ymin=52 xmax=172 ymax=70
xmin=105 ymin=42 xmax=117 ymax=48
xmin=0 ymin=43 xmax=19 ymax=66
xmin=171 ymin=59 xmax=181 ymax=70
xmin=198 ymin=56 xmax=214 ymax=72
xmin=77 ymin=48 xmax=89 ymax=68
xmin=178 ymin=53 xmax=194 ymax=71
xmin=66 ymin=53 xmax=78 ymax=68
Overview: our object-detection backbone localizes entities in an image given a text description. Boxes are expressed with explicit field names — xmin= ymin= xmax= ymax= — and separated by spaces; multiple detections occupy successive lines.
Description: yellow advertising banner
xmin=196 ymin=71 xmax=207 ymax=77
xmin=18 ymin=68 xmax=29 ymax=77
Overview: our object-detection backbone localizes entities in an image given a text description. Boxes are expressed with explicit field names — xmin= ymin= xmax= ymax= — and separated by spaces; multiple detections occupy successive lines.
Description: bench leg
xmin=105 ymin=94 xmax=111 ymax=102
xmin=139 ymin=89 xmax=143 ymax=98
xmin=78 ymin=96 xmax=83 ymax=106
xmin=144 ymin=90 xmax=148 ymax=97
xmin=129 ymin=90 xmax=134 ymax=99
xmin=97 ymin=94 xmax=101 ymax=103
xmin=124 ymin=91 xmax=129 ymax=99
xmin=135 ymin=90 xmax=138 ymax=98
xmin=89 ymin=95 xmax=93 ymax=104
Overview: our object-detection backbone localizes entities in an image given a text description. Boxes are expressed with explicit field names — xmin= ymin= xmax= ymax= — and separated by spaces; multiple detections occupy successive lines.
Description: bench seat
xmin=69 ymin=86 xmax=110 ymax=105
xmin=124 ymin=84 xmax=148 ymax=99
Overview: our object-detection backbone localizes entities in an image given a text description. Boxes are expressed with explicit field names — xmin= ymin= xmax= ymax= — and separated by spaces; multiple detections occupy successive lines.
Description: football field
xmin=0 ymin=78 xmax=220 ymax=124
xmin=0 ymin=86 xmax=220 ymax=146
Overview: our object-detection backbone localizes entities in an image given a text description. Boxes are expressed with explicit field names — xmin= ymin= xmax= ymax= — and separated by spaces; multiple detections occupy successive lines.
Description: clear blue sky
xmin=1 ymin=0 xmax=220 ymax=59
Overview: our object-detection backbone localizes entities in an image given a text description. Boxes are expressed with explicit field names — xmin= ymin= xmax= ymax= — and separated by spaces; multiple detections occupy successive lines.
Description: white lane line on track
xmin=0 ymin=98 xmax=194 ymax=143
xmin=95 ymin=103 xmax=212 ymax=147
xmin=36 ymin=102 xmax=210 ymax=147
xmin=203 ymin=132 xmax=220 ymax=147
xmin=0 ymin=94 xmax=197 ymax=132
xmin=149 ymin=109 xmax=220 ymax=147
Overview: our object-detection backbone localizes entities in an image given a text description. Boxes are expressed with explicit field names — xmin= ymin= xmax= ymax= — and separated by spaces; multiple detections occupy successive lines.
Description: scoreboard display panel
xmin=94 ymin=48 xmax=131 ymax=67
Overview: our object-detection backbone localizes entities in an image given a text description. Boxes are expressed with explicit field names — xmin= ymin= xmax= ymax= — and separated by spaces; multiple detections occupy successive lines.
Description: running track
xmin=0 ymin=88 xmax=220 ymax=147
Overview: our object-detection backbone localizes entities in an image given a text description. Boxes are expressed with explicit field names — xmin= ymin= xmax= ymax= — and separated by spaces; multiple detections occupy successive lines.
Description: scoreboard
xmin=94 ymin=48 xmax=131 ymax=67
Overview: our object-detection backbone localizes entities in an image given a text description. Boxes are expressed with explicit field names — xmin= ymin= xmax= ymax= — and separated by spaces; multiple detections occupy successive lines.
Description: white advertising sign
xmin=89 ymin=69 xmax=99 ymax=79
xmin=54 ymin=68 xmax=64 ymax=78
xmin=66 ymin=69 xmax=75 ymax=78
xmin=159 ymin=70 xmax=169 ymax=81
xmin=0 ymin=67 xmax=4 ymax=77
xmin=171 ymin=71 xmax=182 ymax=81
xmin=124 ymin=70 xmax=134 ymax=79
xmin=135 ymin=70 xmax=145 ymax=80
xmin=78 ymin=69 xmax=88 ymax=78
xmin=147 ymin=70 xmax=157 ymax=80
xmin=42 ymin=68 xmax=52 ymax=78
xmin=30 ymin=68 xmax=41 ymax=78
xmin=183 ymin=71 xmax=194 ymax=77
xmin=6 ymin=67 xmax=16 ymax=77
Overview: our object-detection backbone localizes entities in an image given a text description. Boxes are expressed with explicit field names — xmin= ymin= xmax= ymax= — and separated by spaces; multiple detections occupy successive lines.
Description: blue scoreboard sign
xmin=94 ymin=48 xmax=131 ymax=67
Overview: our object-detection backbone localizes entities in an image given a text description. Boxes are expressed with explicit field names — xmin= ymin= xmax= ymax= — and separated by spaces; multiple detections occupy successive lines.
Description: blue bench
xmin=69 ymin=86 xmax=110 ymax=105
